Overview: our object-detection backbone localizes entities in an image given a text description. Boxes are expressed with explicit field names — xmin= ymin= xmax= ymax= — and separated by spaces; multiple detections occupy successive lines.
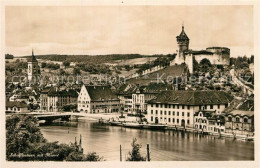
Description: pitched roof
xmin=85 ymin=85 xmax=119 ymax=101
xmin=149 ymin=90 xmax=233 ymax=105
xmin=176 ymin=26 xmax=189 ymax=40
xmin=48 ymin=89 xmax=78 ymax=97
xmin=229 ymin=110 xmax=254 ymax=117
xmin=6 ymin=101 xmax=28 ymax=108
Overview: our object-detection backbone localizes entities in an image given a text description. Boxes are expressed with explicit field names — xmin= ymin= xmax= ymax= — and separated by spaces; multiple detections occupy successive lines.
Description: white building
xmin=147 ymin=90 xmax=233 ymax=128
xmin=194 ymin=110 xmax=225 ymax=134
xmin=78 ymin=85 xmax=120 ymax=113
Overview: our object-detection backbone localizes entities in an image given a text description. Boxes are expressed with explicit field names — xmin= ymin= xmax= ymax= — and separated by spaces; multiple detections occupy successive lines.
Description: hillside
xmin=21 ymin=54 xmax=164 ymax=65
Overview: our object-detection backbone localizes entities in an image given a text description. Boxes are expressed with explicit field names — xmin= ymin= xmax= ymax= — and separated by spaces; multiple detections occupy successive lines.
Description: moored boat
xmin=142 ymin=123 xmax=167 ymax=130
xmin=123 ymin=122 xmax=143 ymax=128
xmin=109 ymin=121 xmax=123 ymax=126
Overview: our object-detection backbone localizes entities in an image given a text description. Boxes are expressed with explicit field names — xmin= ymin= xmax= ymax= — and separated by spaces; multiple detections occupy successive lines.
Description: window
xmin=218 ymin=104 xmax=220 ymax=109
xmin=151 ymin=110 xmax=153 ymax=114
xmin=173 ymin=118 xmax=175 ymax=123
xmin=177 ymin=119 xmax=179 ymax=123
xmin=236 ymin=117 xmax=240 ymax=123
xmin=173 ymin=111 xmax=175 ymax=116
xmin=160 ymin=111 xmax=162 ymax=115
xmin=244 ymin=118 xmax=248 ymax=123
xmin=177 ymin=112 xmax=179 ymax=116
xmin=160 ymin=104 xmax=163 ymax=108
xmin=187 ymin=112 xmax=190 ymax=117
xmin=182 ymin=105 xmax=185 ymax=109
xmin=168 ymin=111 xmax=171 ymax=115
xmin=187 ymin=120 xmax=190 ymax=124
xmin=165 ymin=104 xmax=167 ymax=108
xmin=228 ymin=116 xmax=232 ymax=122
xmin=168 ymin=118 xmax=171 ymax=122
xmin=151 ymin=104 xmax=153 ymax=107
xmin=196 ymin=118 xmax=198 ymax=122
xmin=156 ymin=104 xmax=159 ymax=108
xmin=187 ymin=105 xmax=190 ymax=110
xmin=177 ymin=105 xmax=179 ymax=109
xmin=225 ymin=104 xmax=228 ymax=108
xmin=168 ymin=105 xmax=171 ymax=108
xmin=156 ymin=110 xmax=158 ymax=114
xmin=204 ymin=105 xmax=207 ymax=109
xmin=210 ymin=105 xmax=213 ymax=109
xmin=182 ymin=112 xmax=184 ymax=116
xmin=151 ymin=116 xmax=153 ymax=121
xmin=172 ymin=105 xmax=175 ymax=109
xmin=164 ymin=111 xmax=166 ymax=115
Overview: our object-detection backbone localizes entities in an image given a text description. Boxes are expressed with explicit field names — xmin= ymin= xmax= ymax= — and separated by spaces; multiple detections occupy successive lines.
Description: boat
xmin=109 ymin=121 xmax=123 ymax=126
xmin=123 ymin=122 xmax=143 ymax=128
xmin=142 ymin=123 xmax=167 ymax=130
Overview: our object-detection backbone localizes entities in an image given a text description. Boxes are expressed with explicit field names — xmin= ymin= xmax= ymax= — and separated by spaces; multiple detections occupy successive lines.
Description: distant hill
xmin=21 ymin=54 xmax=166 ymax=65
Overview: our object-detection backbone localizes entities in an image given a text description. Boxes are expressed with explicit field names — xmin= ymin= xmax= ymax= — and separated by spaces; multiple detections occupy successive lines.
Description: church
xmin=170 ymin=25 xmax=230 ymax=73
xmin=27 ymin=50 xmax=41 ymax=82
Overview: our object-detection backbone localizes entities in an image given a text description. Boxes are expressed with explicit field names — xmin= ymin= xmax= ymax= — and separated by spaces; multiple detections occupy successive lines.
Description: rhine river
xmin=40 ymin=118 xmax=254 ymax=161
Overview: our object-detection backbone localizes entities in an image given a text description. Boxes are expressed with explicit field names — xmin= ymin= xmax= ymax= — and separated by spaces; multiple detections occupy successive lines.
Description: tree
xmin=6 ymin=115 xmax=104 ymax=161
xmin=126 ymin=138 xmax=146 ymax=161
xmin=199 ymin=58 xmax=212 ymax=72
xmin=41 ymin=62 xmax=47 ymax=68
xmin=63 ymin=61 xmax=70 ymax=68
xmin=5 ymin=54 xmax=14 ymax=59
xmin=73 ymin=68 xmax=81 ymax=75
xmin=193 ymin=57 xmax=199 ymax=72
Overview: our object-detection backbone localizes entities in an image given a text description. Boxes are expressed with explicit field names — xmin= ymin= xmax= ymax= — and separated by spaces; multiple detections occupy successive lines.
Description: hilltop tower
xmin=176 ymin=25 xmax=189 ymax=64
xmin=27 ymin=49 xmax=40 ymax=82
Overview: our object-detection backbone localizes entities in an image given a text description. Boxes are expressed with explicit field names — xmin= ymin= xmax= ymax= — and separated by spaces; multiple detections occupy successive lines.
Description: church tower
xmin=176 ymin=25 xmax=189 ymax=64
xmin=27 ymin=50 xmax=40 ymax=82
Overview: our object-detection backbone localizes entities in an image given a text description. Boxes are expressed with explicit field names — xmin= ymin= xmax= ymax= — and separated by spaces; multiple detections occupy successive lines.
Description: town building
xmin=225 ymin=110 xmax=254 ymax=136
xmin=77 ymin=85 xmax=120 ymax=113
xmin=171 ymin=25 xmax=230 ymax=74
xmin=6 ymin=101 xmax=29 ymax=113
xmin=147 ymin=90 xmax=233 ymax=128
xmin=132 ymin=83 xmax=174 ymax=113
xmin=47 ymin=89 xmax=78 ymax=112
xmin=27 ymin=50 xmax=41 ymax=82
xmin=194 ymin=110 xmax=225 ymax=134
xmin=40 ymin=87 xmax=52 ymax=111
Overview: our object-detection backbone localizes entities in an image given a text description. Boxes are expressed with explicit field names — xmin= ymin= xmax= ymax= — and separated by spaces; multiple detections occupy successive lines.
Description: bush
xmin=126 ymin=138 xmax=146 ymax=161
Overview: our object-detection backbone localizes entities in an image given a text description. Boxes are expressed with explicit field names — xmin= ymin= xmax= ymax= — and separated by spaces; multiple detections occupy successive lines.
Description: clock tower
xmin=27 ymin=50 xmax=40 ymax=82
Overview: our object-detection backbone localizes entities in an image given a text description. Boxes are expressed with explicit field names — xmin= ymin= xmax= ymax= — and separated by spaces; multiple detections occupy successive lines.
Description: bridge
xmin=25 ymin=112 xmax=74 ymax=123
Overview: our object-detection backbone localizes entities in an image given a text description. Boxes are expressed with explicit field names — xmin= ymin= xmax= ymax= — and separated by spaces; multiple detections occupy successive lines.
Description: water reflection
xmin=40 ymin=119 xmax=254 ymax=161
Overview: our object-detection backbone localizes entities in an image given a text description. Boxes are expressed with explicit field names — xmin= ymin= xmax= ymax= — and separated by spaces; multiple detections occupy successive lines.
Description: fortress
xmin=170 ymin=25 xmax=230 ymax=73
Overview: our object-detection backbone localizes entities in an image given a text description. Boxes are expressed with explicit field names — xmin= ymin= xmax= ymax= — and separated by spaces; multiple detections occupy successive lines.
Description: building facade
xmin=44 ymin=89 xmax=78 ymax=112
xmin=225 ymin=110 xmax=254 ymax=136
xmin=6 ymin=101 xmax=29 ymax=113
xmin=147 ymin=90 xmax=233 ymax=128
xmin=194 ymin=110 xmax=225 ymax=133
xmin=78 ymin=85 xmax=120 ymax=113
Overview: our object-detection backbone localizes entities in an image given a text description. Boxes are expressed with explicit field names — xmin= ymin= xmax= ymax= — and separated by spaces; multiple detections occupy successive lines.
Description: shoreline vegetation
xmin=6 ymin=115 xmax=147 ymax=161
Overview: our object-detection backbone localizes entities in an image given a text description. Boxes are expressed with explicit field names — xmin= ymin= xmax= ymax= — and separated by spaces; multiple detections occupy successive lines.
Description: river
xmin=40 ymin=118 xmax=254 ymax=161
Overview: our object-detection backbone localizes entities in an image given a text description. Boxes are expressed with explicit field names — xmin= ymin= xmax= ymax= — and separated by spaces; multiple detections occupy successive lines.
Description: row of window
xmin=151 ymin=116 xmax=190 ymax=124
xmin=150 ymin=104 xmax=227 ymax=110
xmin=150 ymin=110 xmax=190 ymax=117
xmin=228 ymin=116 xmax=248 ymax=123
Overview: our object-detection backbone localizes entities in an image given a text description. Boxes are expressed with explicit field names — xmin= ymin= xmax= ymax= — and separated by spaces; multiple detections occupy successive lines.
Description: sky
xmin=5 ymin=6 xmax=254 ymax=57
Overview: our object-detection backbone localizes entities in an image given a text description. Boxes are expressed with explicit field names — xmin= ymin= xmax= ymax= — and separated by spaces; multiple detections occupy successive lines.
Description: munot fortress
xmin=171 ymin=25 xmax=230 ymax=73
